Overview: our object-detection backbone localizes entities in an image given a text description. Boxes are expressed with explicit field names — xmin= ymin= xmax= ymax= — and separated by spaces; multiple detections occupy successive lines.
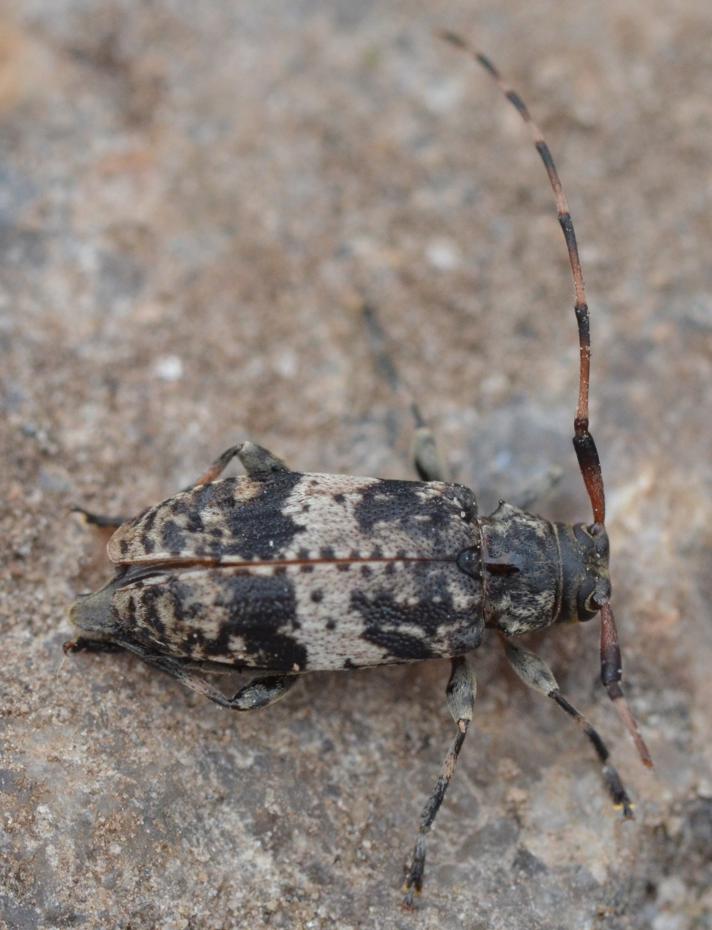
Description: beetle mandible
xmin=66 ymin=32 xmax=653 ymax=907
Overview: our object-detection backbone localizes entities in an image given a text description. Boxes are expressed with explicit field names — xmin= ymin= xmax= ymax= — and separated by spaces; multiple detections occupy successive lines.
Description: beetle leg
xmin=225 ymin=673 xmax=297 ymax=710
xmin=502 ymin=637 xmax=634 ymax=818
xmin=117 ymin=639 xmax=296 ymax=711
xmin=71 ymin=507 xmax=128 ymax=528
xmin=361 ymin=302 xmax=447 ymax=483
xmin=411 ymin=409 xmax=447 ymax=483
xmin=402 ymin=656 xmax=476 ymax=909
xmin=63 ymin=636 xmax=125 ymax=654
xmin=181 ymin=664 xmax=297 ymax=711
xmin=191 ymin=441 xmax=290 ymax=488
xmin=191 ymin=444 xmax=243 ymax=486
xmin=236 ymin=441 xmax=290 ymax=479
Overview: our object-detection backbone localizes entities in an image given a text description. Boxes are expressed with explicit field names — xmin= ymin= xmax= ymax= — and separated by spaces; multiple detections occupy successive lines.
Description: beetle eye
xmin=576 ymin=576 xmax=600 ymax=621
xmin=575 ymin=522 xmax=601 ymax=543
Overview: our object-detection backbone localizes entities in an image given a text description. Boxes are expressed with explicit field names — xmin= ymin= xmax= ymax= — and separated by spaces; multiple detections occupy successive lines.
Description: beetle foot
xmin=401 ymin=873 xmax=422 ymax=911
xmin=71 ymin=507 xmax=127 ymax=529
xmin=401 ymin=836 xmax=426 ymax=909
xmin=63 ymin=637 xmax=123 ymax=655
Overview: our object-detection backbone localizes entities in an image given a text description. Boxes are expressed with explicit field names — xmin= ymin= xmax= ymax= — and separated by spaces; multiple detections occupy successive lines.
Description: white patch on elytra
xmin=290 ymin=558 xmax=483 ymax=671
xmin=109 ymin=472 xmax=486 ymax=669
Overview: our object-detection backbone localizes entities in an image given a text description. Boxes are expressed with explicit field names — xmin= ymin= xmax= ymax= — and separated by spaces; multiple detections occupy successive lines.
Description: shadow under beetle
xmin=66 ymin=32 xmax=653 ymax=908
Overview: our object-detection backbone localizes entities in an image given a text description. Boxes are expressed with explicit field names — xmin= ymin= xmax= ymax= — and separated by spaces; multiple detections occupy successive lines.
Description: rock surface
xmin=1 ymin=2 xmax=711 ymax=928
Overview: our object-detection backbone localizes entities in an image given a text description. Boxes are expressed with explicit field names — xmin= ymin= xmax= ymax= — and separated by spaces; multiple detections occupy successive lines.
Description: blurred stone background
xmin=1 ymin=1 xmax=711 ymax=928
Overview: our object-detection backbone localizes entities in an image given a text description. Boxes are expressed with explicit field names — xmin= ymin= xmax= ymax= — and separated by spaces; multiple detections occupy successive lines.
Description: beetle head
xmin=558 ymin=521 xmax=611 ymax=623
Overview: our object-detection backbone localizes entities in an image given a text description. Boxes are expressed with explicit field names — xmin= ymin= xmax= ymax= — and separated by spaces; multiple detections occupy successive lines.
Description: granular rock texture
xmin=1 ymin=2 xmax=711 ymax=928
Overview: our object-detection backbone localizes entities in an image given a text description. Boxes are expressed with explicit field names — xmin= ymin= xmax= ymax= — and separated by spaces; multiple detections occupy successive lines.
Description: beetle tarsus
xmin=402 ymin=657 xmax=474 ymax=906
xmin=237 ymin=441 xmax=290 ymax=479
xmin=191 ymin=441 xmax=290 ymax=487
xmin=412 ymin=426 xmax=446 ymax=483
xmin=549 ymin=689 xmax=636 ymax=815
xmin=116 ymin=638 xmax=297 ymax=711
xmin=362 ymin=302 xmax=448 ymax=484
xmin=192 ymin=444 xmax=242 ymax=487
xmin=602 ymin=764 xmax=635 ymax=819
xmin=227 ymin=674 xmax=297 ymax=711
xmin=63 ymin=636 xmax=124 ymax=655
xmin=502 ymin=637 xmax=636 ymax=816
xmin=71 ymin=507 xmax=127 ymax=529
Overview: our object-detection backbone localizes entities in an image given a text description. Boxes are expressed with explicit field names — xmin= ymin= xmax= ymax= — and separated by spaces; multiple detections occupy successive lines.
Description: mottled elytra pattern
xmin=109 ymin=472 xmax=478 ymax=565
xmin=106 ymin=472 xmax=485 ymax=671
xmin=110 ymin=559 xmax=483 ymax=671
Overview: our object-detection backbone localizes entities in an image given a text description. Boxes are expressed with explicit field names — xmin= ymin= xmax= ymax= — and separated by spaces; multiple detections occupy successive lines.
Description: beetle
xmin=65 ymin=32 xmax=652 ymax=907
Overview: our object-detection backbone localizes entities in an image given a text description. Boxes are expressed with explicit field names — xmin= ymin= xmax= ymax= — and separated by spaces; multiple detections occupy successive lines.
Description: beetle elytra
xmin=66 ymin=33 xmax=652 ymax=907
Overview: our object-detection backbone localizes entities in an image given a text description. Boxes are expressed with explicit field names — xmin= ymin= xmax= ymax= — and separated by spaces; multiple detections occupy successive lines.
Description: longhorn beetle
xmin=65 ymin=32 xmax=653 ymax=907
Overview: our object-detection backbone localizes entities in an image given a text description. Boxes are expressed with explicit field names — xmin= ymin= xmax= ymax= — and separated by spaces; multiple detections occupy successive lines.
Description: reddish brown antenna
xmin=441 ymin=31 xmax=652 ymax=768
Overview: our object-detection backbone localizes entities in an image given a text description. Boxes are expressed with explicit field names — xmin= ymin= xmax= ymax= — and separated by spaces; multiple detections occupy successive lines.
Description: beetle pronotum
xmin=66 ymin=33 xmax=652 ymax=907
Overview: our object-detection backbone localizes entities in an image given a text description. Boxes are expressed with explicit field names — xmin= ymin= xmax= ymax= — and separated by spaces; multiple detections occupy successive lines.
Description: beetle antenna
xmin=441 ymin=30 xmax=652 ymax=768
